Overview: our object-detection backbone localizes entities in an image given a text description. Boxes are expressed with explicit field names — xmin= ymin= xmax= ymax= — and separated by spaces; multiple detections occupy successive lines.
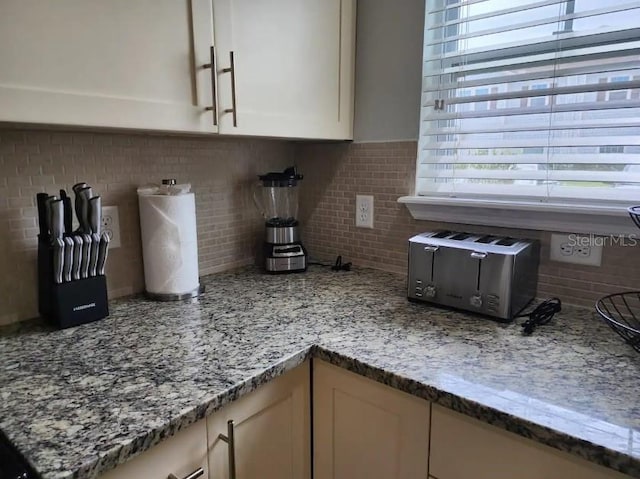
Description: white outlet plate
xmin=355 ymin=194 xmax=374 ymax=229
xmin=550 ymin=233 xmax=602 ymax=266
xmin=101 ymin=206 xmax=121 ymax=248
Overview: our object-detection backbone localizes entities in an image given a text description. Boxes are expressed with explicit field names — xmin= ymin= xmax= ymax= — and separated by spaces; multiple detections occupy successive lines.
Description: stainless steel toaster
xmin=408 ymin=231 xmax=540 ymax=320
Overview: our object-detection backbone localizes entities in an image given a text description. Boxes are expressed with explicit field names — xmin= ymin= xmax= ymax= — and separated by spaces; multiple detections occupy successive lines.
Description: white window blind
xmin=418 ymin=0 xmax=640 ymax=203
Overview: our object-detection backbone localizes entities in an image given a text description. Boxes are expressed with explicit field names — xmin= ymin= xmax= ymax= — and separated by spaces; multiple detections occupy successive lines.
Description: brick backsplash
xmin=296 ymin=141 xmax=640 ymax=308
xmin=0 ymin=127 xmax=292 ymax=325
xmin=3 ymin=130 xmax=639 ymax=325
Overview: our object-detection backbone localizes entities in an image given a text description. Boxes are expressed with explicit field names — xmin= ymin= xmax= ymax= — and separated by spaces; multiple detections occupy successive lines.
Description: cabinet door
xmin=98 ymin=419 xmax=208 ymax=479
xmin=0 ymin=0 xmax=216 ymax=133
xmin=211 ymin=0 xmax=355 ymax=140
xmin=208 ymin=363 xmax=311 ymax=479
xmin=313 ymin=360 xmax=430 ymax=479
xmin=430 ymin=404 xmax=632 ymax=479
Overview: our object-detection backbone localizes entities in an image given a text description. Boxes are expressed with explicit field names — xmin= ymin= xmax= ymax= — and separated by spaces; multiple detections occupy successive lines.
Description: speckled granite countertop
xmin=1 ymin=266 xmax=640 ymax=479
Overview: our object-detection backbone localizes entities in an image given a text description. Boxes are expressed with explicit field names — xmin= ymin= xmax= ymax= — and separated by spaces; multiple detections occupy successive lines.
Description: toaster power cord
xmin=516 ymin=297 xmax=562 ymax=335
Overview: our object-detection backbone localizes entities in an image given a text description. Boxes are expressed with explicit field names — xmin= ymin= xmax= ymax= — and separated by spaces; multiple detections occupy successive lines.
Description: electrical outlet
xmin=101 ymin=206 xmax=121 ymax=248
xmin=355 ymin=195 xmax=374 ymax=228
xmin=550 ymin=233 xmax=602 ymax=266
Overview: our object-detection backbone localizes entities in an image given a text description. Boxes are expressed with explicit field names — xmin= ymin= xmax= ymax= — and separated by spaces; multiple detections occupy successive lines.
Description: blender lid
xmin=258 ymin=166 xmax=303 ymax=187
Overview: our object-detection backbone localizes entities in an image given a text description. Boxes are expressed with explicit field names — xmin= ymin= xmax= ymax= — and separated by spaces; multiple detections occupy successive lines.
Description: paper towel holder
xmin=145 ymin=283 xmax=205 ymax=301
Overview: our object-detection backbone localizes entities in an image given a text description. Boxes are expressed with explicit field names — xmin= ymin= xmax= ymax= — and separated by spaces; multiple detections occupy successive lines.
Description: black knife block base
xmin=38 ymin=236 xmax=109 ymax=329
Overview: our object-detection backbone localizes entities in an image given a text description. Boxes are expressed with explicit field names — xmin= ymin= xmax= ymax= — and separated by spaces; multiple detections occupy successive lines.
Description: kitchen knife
xmin=36 ymin=193 xmax=50 ymax=237
xmin=44 ymin=196 xmax=58 ymax=237
xmin=60 ymin=189 xmax=73 ymax=235
xmin=89 ymin=233 xmax=100 ymax=277
xmin=52 ymin=238 xmax=65 ymax=284
xmin=72 ymin=182 xmax=88 ymax=194
xmin=49 ymin=199 xmax=64 ymax=241
xmin=49 ymin=199 xmax=65 ymax=284
xmin=72 ymin=236 xmax=83 ymax=281
xmin=88 ymin=196 xmax=102 ymax=277
xmin=74 ymin=186 xmax=93 ymax=233
xmin=89 ymin=196 xmax=101 ymax=235
xmin=80 ymin=233 xmax=92 ymax=279
xmin=63 ymin=237 xmax=74 ymax=282
xmin=97 ymin=232 xmax=110 ymax=276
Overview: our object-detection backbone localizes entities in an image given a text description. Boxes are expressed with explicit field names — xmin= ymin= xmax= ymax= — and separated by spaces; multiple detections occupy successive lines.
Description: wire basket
xmin=596 ymin=292 xmax=640 ymax=352
xmin=628 ymin=206 xmax=640 ymax=230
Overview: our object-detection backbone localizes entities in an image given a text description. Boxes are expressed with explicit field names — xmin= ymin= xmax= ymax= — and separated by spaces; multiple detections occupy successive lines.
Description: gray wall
xmin=353 ymin=0 xmax=425 ymax=142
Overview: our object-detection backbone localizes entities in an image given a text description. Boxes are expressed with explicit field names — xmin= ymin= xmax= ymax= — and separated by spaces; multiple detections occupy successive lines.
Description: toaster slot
xmin=496 ymin=237 xmax=517 ymax=246
xmin=424 ymin=245 xmax=438 ymax=282
xmin=450 ymin=232 xmax=472 ymax=241
xmin=432 ymin=230 xmax=453 ymax=239
xmin=470 ymin=251 xmax=487 ymax=292
xmin=475 ymin=235 xmax=498 ymax=244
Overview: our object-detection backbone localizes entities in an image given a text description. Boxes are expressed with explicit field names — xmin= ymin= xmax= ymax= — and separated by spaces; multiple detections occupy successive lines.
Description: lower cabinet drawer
xmin=430 ymin=404 xmax=630 ymax=479
xmin=98 ymin=418 xmax=208 ymax=479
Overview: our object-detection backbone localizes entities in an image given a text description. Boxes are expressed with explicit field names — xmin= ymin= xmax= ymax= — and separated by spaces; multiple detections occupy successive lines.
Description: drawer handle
xmin=203 ymin=46 xmax=218 ymax=126
xmin=219 ymin=419 xmax=237 ymax=479
xmin=168 ymin=467 xmax=204 ymax=479
xmin=222 ymin=51 xmax=238 ymax=127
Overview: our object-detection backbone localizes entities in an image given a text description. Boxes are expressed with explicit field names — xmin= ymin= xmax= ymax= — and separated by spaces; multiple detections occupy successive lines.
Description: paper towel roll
xmin=138 ymin=193 xmax=199 ymax=295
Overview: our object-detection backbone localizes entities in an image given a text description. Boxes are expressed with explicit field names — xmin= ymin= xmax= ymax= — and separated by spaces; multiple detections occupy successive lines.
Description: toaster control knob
xmin=470 ymin=294 xmax=482 ymax=308
xmin=424 ymin=285 xmax=437 ymax=298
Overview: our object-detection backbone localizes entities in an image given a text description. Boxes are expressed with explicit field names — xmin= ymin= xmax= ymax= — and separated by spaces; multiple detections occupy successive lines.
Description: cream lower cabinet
xmin=207 ymin=363 xmax=311 ymax=479
xmin=0 ymin=0 xmax=216 ymax=133
xmin=313 ymin=360 xmax=430 ymax=479
xmin=98 ymin=418 xmax=209 ymax=479
xmin=430 ymin=404 xmax=631 ymax=479
xmin=99 ymin=362 xmax=309 ymax=479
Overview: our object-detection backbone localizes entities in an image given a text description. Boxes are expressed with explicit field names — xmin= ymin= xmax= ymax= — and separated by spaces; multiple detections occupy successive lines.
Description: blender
xmin=253 ymin=166 xmax=307 ymax=273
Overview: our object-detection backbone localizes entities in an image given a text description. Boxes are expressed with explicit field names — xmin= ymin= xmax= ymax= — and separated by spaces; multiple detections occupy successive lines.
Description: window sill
xmin=397 ymin=196 xmax=639 ymax=236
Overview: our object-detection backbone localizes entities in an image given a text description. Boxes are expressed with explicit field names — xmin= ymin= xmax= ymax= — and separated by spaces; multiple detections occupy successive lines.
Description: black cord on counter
xmin=308 ymin=255 xmax=352 ymax=271
xmin=516 ymin=297 xmax=562 ymax=335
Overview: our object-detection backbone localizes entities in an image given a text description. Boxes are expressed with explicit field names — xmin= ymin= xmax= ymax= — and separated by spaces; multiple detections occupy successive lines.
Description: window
xmin=417 ymin=0 xmax=640 ymax=206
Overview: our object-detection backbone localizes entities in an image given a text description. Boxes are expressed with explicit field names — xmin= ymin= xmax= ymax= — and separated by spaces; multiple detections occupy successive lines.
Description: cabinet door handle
xmin=168 ymin=467 xmax=204 ymax=479
xmin=222 ymin=51 xmax=238 ymax=127
xmin=218 ymin=419 xmax=237 ymax=479
xmin=203 ymin=46 xmax=218 ymax=126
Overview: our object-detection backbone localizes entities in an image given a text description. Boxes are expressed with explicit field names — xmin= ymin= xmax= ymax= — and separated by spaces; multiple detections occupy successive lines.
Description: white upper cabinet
xmin=0 ymin=0 xmax=355 ymax=139
xmin=208 ymin=0 xmax=355 ymax=139
xmin=0 ymin=0 xmax=216 ymax=133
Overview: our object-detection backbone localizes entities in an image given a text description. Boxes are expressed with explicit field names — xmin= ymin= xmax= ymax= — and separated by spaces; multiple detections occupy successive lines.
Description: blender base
xmin=264 ymin=242 xmax=307 ymax=273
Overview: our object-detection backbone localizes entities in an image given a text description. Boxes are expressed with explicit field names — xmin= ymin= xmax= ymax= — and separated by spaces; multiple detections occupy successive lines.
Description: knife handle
xmin=63 ymin=237 xmax=74 ymax=282
xmin=81 ymin=234 xmax=92 ymax=279
xmin=36 ymin=193 xmax=50 ymax=237
xmin=52 ymin=238 xmax=64 ymax=284
xmin=89 ymin=233 xmax=100 ymax=277
xmin=89 ymin=196 xmax=101 ymax=235
xmin=77 ymin=187 xmax=93 ymax=233
xmin=61 ymin=193 xmax=73 ymax=235
xmin=44 ymin=196 xmax=57 ymax=237
xmin=97 ymin=232 xmax=110 ymax=276
xmin=49 ymin=199 xmax=64 ymax=241
xmin=72 ymin=182 xmax=88 ymax=194
xmin=72 ymin=236 xmax=83 ymax=281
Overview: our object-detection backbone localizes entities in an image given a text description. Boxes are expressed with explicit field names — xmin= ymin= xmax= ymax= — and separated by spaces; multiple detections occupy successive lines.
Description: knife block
xmin=37 ymin=236 xmax=109 ymax=329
